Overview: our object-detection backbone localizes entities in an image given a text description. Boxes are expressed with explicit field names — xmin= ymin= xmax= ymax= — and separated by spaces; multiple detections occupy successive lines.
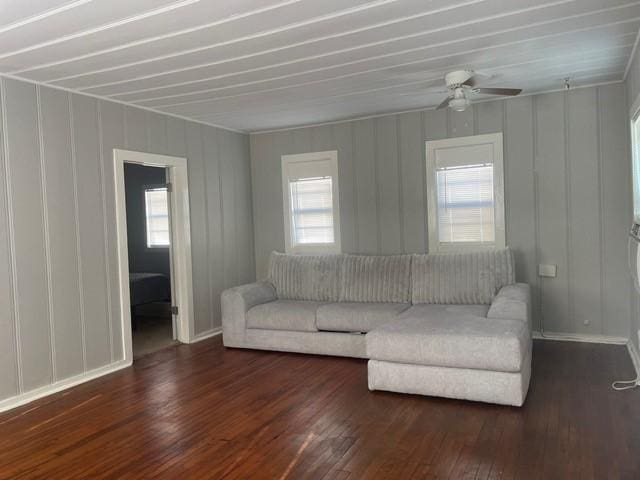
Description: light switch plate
xmin=538 ymin=264 xmax=557 ymax=278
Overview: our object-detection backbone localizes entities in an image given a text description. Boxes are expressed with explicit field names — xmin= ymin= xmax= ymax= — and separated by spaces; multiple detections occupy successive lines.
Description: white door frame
xmin=113 ymin=149 xmax=194 ymax=363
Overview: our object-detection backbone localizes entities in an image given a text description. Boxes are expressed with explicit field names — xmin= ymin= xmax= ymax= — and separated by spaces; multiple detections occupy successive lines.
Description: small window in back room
xmin=426 ymin=133 xmax=505 ymax=252
xmin=281 ymin=151 xmax=341 ymax=254
xmin=144 ymin=186 xmax=170 ymax=248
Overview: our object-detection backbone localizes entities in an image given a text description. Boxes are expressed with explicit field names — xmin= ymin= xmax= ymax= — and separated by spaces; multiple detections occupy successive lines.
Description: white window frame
xmin=281 ymin=150 xmax=341 ymax=254
xmin=631 ymin=107 xmax=640 ymax=223
xmin=143 ymin=184 xmax=170 ymax=249
xmin=425 ymin=132 xmax=505 ymax=253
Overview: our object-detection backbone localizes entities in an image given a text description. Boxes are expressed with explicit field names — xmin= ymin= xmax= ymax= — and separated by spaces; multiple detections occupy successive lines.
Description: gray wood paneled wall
xmin=250 ymin=83 xmax=633 ymax=340
xmin=0 ymin=77 xmax=254 ymax=402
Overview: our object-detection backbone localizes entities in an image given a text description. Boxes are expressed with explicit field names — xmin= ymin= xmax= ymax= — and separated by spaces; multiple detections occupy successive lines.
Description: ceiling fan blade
xmin=474 ymin=87 xmax=522 ymax=96
xmin=462 ymin=76 xmax=478 ymax=88
xmin=436 ymin=96 xmax=451 ymax=110
xmin=462 ymin=71 xmax=492 ymax=88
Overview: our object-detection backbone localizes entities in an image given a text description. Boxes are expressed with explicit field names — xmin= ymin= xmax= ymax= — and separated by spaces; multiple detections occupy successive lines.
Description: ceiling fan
xmin=435 ymin=70 xmax=522 ymax=112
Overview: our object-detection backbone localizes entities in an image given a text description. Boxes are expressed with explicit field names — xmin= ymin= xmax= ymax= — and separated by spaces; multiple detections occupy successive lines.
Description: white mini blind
xmin=289 ymin=176 xmax=334 ymax=244
xmin=436 ymin=163 xmax=495 ymax=244
xmin=145 ymin=187 xmax=170 ymax=247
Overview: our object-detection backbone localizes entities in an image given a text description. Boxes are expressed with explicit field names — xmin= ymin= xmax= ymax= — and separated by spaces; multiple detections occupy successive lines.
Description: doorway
xmin=124 ymin=163 xmax=175 ymax=357
xmin=114 ymin=150 xmax=194 ymax=364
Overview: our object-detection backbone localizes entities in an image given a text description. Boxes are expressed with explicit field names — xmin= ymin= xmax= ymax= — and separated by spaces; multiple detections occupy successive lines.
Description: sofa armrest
xmin=487 ymin=283 xmax=531 ymax=331
xmin=221 ymin=282 xmax=277 ymax=345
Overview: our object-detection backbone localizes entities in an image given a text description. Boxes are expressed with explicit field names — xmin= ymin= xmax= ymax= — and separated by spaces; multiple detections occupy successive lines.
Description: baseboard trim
xmin=0 ymin=359 xmax=131 ymax=414
xmin=189 ymin=327 xmax=222 ymax=343
xmin=532 ymin=331 xmax=628 ymax=345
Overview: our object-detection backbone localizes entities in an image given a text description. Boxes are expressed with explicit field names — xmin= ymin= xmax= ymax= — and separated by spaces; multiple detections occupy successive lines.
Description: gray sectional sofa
xmin=221 ymin=248 xmax=531 ymax=406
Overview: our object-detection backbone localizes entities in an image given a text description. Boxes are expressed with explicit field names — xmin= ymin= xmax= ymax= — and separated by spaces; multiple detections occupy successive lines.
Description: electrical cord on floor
xmin=612 ymin=378 xmax=640 ymax=391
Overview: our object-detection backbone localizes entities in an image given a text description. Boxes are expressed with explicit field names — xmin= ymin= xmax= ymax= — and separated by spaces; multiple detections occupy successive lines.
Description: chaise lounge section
xmin=222 ymin=249 xmax=531 ymax=406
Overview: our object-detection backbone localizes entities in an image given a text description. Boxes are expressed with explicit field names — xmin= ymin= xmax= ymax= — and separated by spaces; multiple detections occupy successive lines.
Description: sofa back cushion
xmin=267 ymin=251 xmax=341 ymax=302
xmin=412 ymin=248 xmax=515 ymax=305
xmin=340 ymin=254 xmax=411 ymax=303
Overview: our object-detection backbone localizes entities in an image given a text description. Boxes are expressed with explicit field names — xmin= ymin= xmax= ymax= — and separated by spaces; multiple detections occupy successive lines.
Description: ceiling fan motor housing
xmin=445 ymin=70 xmax=474 ymax=88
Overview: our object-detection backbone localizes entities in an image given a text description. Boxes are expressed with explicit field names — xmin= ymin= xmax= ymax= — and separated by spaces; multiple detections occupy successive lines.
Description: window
xmin=144 ymin=186 xmax=170 ymax=248
xmin=426 ymin=133 xmax=505 ymax=252
xmin=282 ymin=151 xmax=340 ymax=254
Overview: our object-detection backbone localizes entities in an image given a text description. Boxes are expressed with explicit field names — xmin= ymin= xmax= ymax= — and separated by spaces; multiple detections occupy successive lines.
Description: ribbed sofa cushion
xmin=340 ymin=254 xmax=411 ymax=303
xmin=267 ymin=251 xmax=341 ymax=302
xmin=412 ymin=248 xmax=515 ymax=305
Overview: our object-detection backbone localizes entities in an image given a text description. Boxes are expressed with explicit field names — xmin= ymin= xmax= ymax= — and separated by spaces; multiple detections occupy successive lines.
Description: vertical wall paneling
xmin=99 ymin=101 xmax=125 ymax=361
xmin=124 ymin=106 xmax=147 ymax=152
xmin=333 ymin=123 xmax=357 ymax=253
xmin=0 ymin=77 xmax=254 ymax=406
xmin=398 ymin=112 xmax=425 ymax=254
xmin=0 ymin=80 xmax=19 ymax=399
xmin=534 ymin=92 xmax=571 ymax=334
xmin=185 ymin=123 xmax=210 ymax=335
xmin=96 ymin=102 xmax=114 ymax=363
xmin=4 ymin=79 xmax=52 ymax=391
xmin=204 ymin=126 xmax=224 ymax=330
xmin=353 ymin=119 xmax=378 ymax=254
xmin=250 ymin=85 xmax=632 ymax=339
xmin=166 ymin=117 xmax=187 ymax=158
xmin=147 ymin=112 xmax=167 ymax=153
xmin=39 ymin=87 xmax=84 ymax=378
xmin=234 ymin=134 xmax=254 ymax=284
xmin=250 ymin=134 xmax=275 ymax=278
xmin=504 ymin=97 xmax=539 ymax=331
xmin=567 ymin=88 xmax=602 ymax=334
xmin=604 ymin=83 xmax=634 ymax=338
xmin=448 ymin=108 xmax=474 ymax=137
xmin=71 ymin=94 xmax=112 ymax=370
xmin=375 ymin=116 xmax=402 ymax=254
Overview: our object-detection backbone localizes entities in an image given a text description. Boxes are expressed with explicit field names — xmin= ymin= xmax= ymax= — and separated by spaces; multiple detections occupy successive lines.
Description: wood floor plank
xmin=0 ymin=338 xmax=638 ymax=479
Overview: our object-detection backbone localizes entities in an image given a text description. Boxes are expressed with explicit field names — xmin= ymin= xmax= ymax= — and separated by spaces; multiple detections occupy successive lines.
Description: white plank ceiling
xmin=0 ymin=0 xmax=638 ymax=132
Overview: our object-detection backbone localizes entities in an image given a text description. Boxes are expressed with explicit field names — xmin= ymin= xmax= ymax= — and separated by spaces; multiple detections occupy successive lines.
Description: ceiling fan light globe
xmin=449 ymin=97 xmax=469 ymax=112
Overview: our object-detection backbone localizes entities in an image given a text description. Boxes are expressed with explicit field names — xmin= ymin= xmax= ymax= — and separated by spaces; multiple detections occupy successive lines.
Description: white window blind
xmin=436 ymin=164 xmax=495 ymax=244
xmin=289 ymin=176 xmax=334 ymax=244
xmin=145 ymin=187 xmax=170 ymax=248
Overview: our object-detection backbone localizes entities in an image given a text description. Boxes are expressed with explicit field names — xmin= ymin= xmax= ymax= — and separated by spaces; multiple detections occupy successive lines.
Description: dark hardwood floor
xmin=1 ymin=336 xmax=639 ymax=479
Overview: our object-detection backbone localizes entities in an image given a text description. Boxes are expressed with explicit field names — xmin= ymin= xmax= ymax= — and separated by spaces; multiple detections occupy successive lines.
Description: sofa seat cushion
xmin=316 ymin=302 xmax=410 ymax=333
xmin=366 ymin=304 xmax=529 ymax=373
xmin=246 ymin=300 xmax=324 ymax=332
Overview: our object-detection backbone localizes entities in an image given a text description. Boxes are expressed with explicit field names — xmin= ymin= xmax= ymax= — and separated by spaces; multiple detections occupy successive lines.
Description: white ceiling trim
xmin=0 ymin=0 xmax=96 ymax=35
xmin=16 ymin=0 xmax=404 ymax=79
xmin=71 ymin=0 xmax=574 ymax=92
xmin=0 ymin=0 xmax=202 ymax=62
xmin=0 ymin=72 xmax=246 ymax=134
xmin=131 ymin=20 xmax=638 ymax=107
xmin=180 ymin=52 xmax=628 ymax=118
xmin=249 ymin=79 xmax=624 ymax=134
